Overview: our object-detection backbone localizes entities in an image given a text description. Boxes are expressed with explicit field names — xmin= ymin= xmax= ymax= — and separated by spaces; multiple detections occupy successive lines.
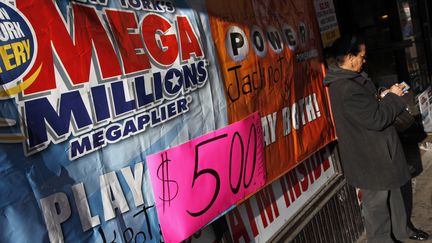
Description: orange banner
xmin=207 ymin=0 xmax=336 ymax=182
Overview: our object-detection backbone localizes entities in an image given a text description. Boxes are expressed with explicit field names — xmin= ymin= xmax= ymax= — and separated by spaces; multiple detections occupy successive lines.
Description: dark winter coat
xmin=324 ymin=65 xmax=411 ymax=190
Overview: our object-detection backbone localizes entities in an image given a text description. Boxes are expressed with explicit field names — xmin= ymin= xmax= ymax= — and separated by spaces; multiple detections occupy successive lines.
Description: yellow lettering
xmin=0 ymin=44 xmax=15 ymax=71
xmin=0 ymin=40 xmax=30 ymax=71
xmin=22 ymin=39 xmax=30 ymax=60
xmin=11 ymin=41 xmax=26 ymax=66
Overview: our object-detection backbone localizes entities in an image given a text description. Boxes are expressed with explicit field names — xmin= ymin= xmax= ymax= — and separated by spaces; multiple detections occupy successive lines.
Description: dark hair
xmin=331 ymin=35 xmax=365 ymax=65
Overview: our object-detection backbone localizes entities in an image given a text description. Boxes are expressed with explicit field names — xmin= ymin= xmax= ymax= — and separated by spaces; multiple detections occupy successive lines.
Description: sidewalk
xmin=405 ymin=144 xmax=432 ymax=243
xmin=356 ymin=136 xmax=432 ymax=243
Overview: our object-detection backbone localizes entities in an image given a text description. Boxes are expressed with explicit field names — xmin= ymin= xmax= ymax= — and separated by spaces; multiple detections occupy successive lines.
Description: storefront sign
xmin=226 ymin=148 xmax=335 ymax=242
xmin=313 ymin=0 xmax=340 ymax=47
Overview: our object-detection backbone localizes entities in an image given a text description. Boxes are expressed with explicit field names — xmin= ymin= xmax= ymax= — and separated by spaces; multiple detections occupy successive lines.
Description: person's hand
xmin=380 ymin=89 xmax=390 ymax=98
xmin=389 ymin=83 xmax=405 ymax=96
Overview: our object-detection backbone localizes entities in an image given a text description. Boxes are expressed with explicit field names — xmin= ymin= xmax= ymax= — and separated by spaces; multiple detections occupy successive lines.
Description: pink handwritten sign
xmin=146 ymin=112 xmax=266 ymax=243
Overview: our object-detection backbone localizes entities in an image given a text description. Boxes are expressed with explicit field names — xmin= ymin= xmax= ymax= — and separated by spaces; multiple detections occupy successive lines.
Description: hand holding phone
xmin=400 ymin=81 xmax=410 ymax=93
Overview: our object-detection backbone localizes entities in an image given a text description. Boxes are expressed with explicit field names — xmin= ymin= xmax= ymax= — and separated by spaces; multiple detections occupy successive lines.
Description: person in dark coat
xmin=323 ymin=35 xmax=429 ymax=242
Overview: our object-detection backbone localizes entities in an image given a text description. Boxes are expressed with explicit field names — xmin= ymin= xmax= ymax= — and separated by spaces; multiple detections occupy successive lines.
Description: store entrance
xmin=332 ymin=0 xmax=430 ymax=94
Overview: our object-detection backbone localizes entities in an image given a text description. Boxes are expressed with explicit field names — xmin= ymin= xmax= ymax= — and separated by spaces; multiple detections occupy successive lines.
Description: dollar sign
xmin=157 ymin=152 xmax=179 ymax=212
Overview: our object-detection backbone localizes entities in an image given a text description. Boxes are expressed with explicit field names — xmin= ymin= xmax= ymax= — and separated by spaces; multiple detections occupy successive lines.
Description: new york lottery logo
xmin=0 ymin=2 xmax=41 ymax=97
xmin=0 ymin=2 xmax=40 ymax=143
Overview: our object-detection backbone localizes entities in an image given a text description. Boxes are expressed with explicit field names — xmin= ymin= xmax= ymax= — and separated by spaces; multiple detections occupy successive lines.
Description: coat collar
xmin=352 ymin=71 xmax=369 ymax=85
xmin=324 ymin=64 xmax=368 ymax=85
xmin=324 ymin=65 xmax=377 ymax=94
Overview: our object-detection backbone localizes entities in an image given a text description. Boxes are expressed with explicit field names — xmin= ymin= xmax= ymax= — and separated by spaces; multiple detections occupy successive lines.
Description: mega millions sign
xmin=1 ymin=0 xmax=208 ymax=160
xmin=0 ymin=0 xmax=335 ymax=242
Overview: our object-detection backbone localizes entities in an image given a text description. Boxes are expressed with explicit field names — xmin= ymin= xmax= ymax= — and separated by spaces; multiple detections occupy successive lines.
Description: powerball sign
xmin=207 ymin=0 xmax=336 ymax=182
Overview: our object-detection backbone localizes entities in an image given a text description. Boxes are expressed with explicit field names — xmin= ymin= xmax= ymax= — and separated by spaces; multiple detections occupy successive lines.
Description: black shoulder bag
xmin=393 ymin=108 xmax=415 ymax=132
xmin=376 ymin=90 xmax=414 ymax=133
xmin=350 ymin=77 xmax=415 ymax=133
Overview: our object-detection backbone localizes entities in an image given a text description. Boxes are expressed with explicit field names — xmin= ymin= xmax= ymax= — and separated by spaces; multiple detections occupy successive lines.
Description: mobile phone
xmin=400 ymin=81 xmax=410 ymax=93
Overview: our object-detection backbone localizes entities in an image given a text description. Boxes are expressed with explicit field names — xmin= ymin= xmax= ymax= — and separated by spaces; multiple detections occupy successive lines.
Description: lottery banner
xmin=0 ymin=0 xmax=335 ymax=242
xmin=206 ymin=0 xmax=335 ymax=182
